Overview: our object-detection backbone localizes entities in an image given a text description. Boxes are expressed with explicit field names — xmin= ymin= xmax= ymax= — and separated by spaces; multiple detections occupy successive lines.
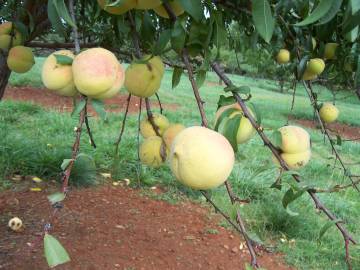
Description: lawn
xmin=2 ymin=57 xmax=360 ymax=269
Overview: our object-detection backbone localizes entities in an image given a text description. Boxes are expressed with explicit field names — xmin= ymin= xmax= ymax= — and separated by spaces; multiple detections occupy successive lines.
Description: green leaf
xmin=172 ymin=67 xmax=183 ymax=89
xmin=71 ymin=99 xmax=86 ymax=117
xmin=214 ymin=108 xmax=239 ymax=131
xmin=297 ymin=55 xmax=310 ymax=79
xmin=178 ymin=0 xmax=203 ymax=22
xmin=271 ymin=130 xmax=282 ymax=149
xmin=247 ymin=102 xmax=261 ymax=125
xmin=91 ymin=99 xmax=107 ymax=121
xmin=154 ymin=29 xmax=172 ymax=55
xmin=47 ymin=192 xmax=66 ymax=205
xmin=222 ymin=114 xmax=241 ymax=152
xmin=196 ymin=70 xmax=206 ymax=89
xmin=217 ymin=95 xmax=236 ymax=109
xmin=61 ymin=159 xmax=73 ymax=171
xmin=224 ymin=85 xmax=251 ymax=95
xmin=54 ymin=54 xmax=73 ymax=65
xmin=316 ymin=0 xmax=342 ymax=25
xmin=343 ymin=10 xmax=360 ymax=34
xmin=336 ymin=135 xmax=342 ymax=146
xmin=294 ymin=0 xmax=335 ymax=26
xmin=53 ymin=0 xmax=77 ymax=28
xmin=252 ymin=0 xmax=275 ymax=43
xmin=44 ymin=234 xmax=70 ymax=268
xmin=318 ymin=219 xmax=342 ymax=242
xmin=171 ymin=20 xmax=186 ymax=52
xmin=47 ymin=0 xmax=66 ymax=37
xmin=282 ymin=188 xmax=305 ymax=216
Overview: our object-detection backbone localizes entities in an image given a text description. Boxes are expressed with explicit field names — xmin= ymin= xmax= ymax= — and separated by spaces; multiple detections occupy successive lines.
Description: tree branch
xmin=115 ymin=94 xmax=131 ymax=155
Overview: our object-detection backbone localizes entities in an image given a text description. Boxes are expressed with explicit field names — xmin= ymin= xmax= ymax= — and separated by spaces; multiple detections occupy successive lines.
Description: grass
xmin=3 ymin=57 xmax=360 ymax=269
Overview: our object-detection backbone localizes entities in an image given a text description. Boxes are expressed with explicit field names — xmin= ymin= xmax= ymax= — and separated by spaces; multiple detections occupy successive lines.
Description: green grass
xmin=3 ymin=57 xmax=360 ymax=269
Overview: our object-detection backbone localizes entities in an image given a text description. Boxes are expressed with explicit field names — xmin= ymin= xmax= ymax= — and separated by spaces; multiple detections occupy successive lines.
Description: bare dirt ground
xmin=0 ymin=184 xmax=294 ymax=270
xmin=4 ymin=86 xmax=179 ymax=114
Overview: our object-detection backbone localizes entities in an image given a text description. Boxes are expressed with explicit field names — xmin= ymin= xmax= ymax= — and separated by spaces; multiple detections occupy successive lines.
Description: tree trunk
xmin=0 ymin=53 xmax=11 ymax=101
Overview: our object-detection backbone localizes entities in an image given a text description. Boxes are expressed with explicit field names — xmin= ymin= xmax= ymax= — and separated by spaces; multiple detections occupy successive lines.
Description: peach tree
xmin=1 ymin=0 xmax=360 ymax=269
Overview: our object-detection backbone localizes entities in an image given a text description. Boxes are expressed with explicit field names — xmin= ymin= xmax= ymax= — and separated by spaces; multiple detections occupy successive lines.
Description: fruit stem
xmin=115 ymin=94 xmax=132 ymax=156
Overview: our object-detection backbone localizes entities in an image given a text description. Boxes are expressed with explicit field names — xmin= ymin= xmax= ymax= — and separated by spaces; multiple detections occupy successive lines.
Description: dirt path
xmin=0 ymin=184 xmax=293 ymax=270
xmin=4 ymin=86 xmax=179 ymax=114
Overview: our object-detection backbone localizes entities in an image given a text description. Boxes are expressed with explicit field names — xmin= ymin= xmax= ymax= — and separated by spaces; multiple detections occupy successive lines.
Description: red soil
xmin=4 ymin=86 xmax=179 ymax=114
xmin=0 ymin=184 xmax=294 ymax=270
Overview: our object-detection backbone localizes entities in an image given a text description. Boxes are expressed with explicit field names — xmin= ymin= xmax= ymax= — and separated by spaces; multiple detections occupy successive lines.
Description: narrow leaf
xmin=53 ymin=0 xmax=77 ymax=28
xmin=271 ymin=130 xmax=282 ymax=149
xmin=318 ymin=219 xmax=342 ymax=242
xmin=178 ymin=0 xmax=203 ymax=22
xmin=91 ymin=99 xmax=107 ymax=121
xmin=252 ymin=0 xmax=275 ymax=43
xmin=196 ymin=70 xmax=206 ymax=89
xmin=54 ymin=54 xmax=73 ymax=65
xmin=294 ymin=0 xmax=335 ymax=26
xmin=222 ymin=114 xmax=241 ymax=152
xmin=217 ymin=95 xmax=236 ymax=109
xmin=71 ymin=99 xmax=86 ymax=117
xmin=61 ymin=159 xmax=73 ymax=171
xmin=154 ymin=29 xmax=172 ymax=55
xmin=172 ymin=67 xmax=183 ymax=89
xmin=47 ymin=0 xmax=66 ymax=37
xmin=316 ymin=0 xmax=342 ymax=25
xmin=47 ymin=192 xmax=66 ymax=205
xmin=214 ymin=108 xmax=239 ymax=131
xmin=282 ymin=188 xmax=305 ymax=216
xmin=44 ymin=234 xmax=70 ymax=268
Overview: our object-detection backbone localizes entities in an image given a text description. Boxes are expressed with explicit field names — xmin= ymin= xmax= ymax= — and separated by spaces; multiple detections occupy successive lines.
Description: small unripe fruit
xmin=140 ymin=113 xmax=170 ymax=138
xmin=125 ymin=55 xmax=164 ymax=97
xmin=72 ymin=48 xmax=119 ymax=96
xmin=324 ymin=43 xmax=338 ymax=60
xmin=162 ymin=124 xmax=185 ymax=149
xmin=0 ymin=32 xmax=22 ymax=50
xmin=278 ymin=125 xmax=310 ymax=154
xmin=170 ymin=126 xmax=234 ymax=190
xmin=7 ymin=46 xmax=34 ymax=73
xmin=139 ymin=136 xmax=165 ymax=168
xmin=319 ymin=103 xmax=339 ymax=124
xmin=153 ymin=1 xmax=184 ymax=18
xmin=276 ymin=49 xmax=290 ymax=64
xmin=307 ymin=58 xmax=325 ymax=75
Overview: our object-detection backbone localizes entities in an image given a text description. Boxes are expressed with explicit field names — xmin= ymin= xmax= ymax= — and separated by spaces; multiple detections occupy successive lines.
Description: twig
xmin=212 ymin=61 xmax=357 ymax=268
xmin=136 ymin=98 xmax=143 ymax=185
xmin=84 ymin=104 xmax=96 ymax=148
xmin=145 ymin=98 xmax=161 ymax=136
xmin=114 ymin=94 xmax=131 ymax=155
xmin=303 ymin=81 xmax=360 ymax=193
xmin=314 ymin=178 xmax=360 ymax=193
xmin=182 ymin=48 xmax=209 ymax=127
xmin=155 ymin=93 xmax=164 ymax=114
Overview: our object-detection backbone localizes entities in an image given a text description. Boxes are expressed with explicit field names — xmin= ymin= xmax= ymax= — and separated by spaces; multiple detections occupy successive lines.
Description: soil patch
xmin=0 ymin=184 xmax=293 ymax=270
xmin=292 ymin=117 xmax=360 ymax=142
xmin=4 ymin=87 xmax=179 ymax=114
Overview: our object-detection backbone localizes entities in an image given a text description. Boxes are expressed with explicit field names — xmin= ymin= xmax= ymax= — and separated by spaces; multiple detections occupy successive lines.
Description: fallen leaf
xmin=30 ymin=187 xmax=42 ymax=192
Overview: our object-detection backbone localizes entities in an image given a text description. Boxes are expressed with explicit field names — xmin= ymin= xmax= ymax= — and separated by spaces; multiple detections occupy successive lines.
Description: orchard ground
xmin=0 ymin=57 xmax=359 ymax=269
